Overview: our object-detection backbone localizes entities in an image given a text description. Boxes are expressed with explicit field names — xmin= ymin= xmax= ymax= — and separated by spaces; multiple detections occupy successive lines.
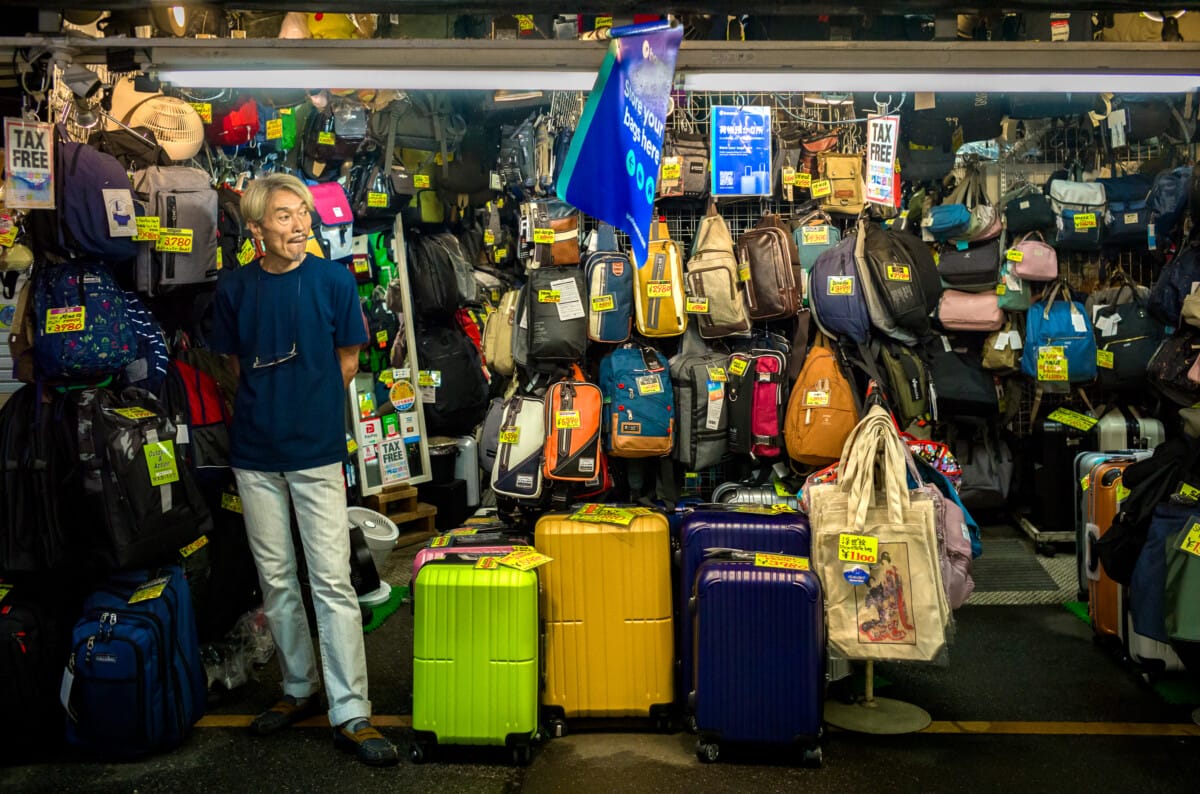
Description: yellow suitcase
xmin=535 ymin=511 xmax=674 ymax=731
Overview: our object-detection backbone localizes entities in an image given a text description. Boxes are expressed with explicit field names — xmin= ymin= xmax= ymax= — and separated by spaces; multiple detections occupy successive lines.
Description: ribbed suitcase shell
xmin=412 ymin=562 xmax=539 ymax=746
xmin=692 ymin=560 xmax=824 ymax=745
xmin=677 ymin=510 xmax=811 ymax=706
xmin=535 ymin=512 xmax=674 ymax=720
xmin=1086 ymin=460 xmax=1136 ymax=638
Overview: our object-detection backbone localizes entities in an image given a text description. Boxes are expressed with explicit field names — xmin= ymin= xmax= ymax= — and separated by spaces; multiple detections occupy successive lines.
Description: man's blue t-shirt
xmin=209 ymin=254 xmax=367 ymax=472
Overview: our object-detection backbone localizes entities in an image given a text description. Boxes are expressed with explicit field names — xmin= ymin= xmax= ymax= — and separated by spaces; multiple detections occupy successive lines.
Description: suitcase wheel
xmin=695 ymin=740 xmax=720 ymax=763
xmin=511 ymin=745 xmax=532 ymax=766
xmin=547 ymin=717 xmax=568 ymax=739
xmin=802 ymin=745 xmax=823 ymax=768
xmin=409 ymin=742 xmax=430 ymax=764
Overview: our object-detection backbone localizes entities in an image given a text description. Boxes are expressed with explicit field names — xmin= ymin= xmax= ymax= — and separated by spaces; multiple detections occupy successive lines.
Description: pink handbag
xmin=1188 ymin=352 xmax=1200 ymax=385
xmin=937 ymin=290 xmax=1004 ymax=332
xmin=1008 ymin=232 xmax=1058 ymax=282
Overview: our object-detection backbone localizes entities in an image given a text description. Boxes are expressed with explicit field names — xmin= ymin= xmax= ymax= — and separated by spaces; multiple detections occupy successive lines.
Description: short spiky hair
xmin=240 ymin=173 xmax=314 ymax=227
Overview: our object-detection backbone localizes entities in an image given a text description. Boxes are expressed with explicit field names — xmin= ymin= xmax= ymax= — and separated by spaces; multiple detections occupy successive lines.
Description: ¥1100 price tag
xmin=156 ymin=228 xmax=194 ymax=254
xmin=838 ymin=533 xmax=879 ymax=564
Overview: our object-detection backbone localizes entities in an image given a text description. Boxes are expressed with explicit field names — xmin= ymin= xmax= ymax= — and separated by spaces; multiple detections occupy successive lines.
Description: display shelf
xmin=365 ymin=484 xmax=438 ymax=547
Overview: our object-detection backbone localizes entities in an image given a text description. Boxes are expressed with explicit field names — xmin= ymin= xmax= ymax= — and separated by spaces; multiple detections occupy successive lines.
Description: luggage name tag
xmin=1080 ymin=476 xmax=1090 ymax=493
xmin=753 ymin=552 xmax=809 ymax=571
xmin=1180 ymin=519 xmax=1200 ymax=558
xmin=636 ymin=375 xmax=663 ymax=395
xmin=128 ymin=575 xmax=171 ymax=604
xmin=499 ymin=427 xmax=520 ymax=444
xmin=45 ymin=306 xmax=86 ymax=334
xmin=145 ymin=440 xmax=180 ymax=487
xmin=1070 ymin=311 xmax=1088 ymax=333
xmin=591 ymin=294 xmax=615 ymax=312
xmin=179 ymin=535 xmax=209 ymax=558
xmin=156 ymin=227 xmax=193 ymax=254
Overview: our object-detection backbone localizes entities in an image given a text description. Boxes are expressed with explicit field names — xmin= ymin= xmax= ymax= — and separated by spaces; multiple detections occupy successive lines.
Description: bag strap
xmin=679 ymin=323 xmax=707 ymax=357
xmin=594 ymin=222 xmax=617 ymax=252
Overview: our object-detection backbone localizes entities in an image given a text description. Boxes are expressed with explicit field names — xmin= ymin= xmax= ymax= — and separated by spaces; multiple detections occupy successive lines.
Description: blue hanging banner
xmin=556 ymin=21 xmax=683 ymax=270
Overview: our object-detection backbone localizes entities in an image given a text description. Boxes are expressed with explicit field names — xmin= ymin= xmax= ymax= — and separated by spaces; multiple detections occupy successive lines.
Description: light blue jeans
xmin=234 ymin=463 xmax=370 ymax=728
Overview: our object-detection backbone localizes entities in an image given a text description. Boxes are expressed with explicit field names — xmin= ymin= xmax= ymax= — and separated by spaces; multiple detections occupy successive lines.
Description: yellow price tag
xmin=317 ymin=131 xmax=336 ymax=146
xmin=1181 ymin=520 xmax=1200 ymax=558
xmin=353 ymin=256 xmax=371 ymax=274
xmin=0 ymin=224 xmax=15 ymax=248
xmin=753 ymin=552 xmax=810 ymax=571
xmin=189 ymin=102 xmax=212 ymax=124
xmin=686 ymin=297 xmax=710 ymax=314
xmin=128 ymin=576 xmax=170 ymax=604
xmin=802 ymin=226 xmax=830 ymax=246
xmin=265 ymin=118 xmax=283 ymax=140
xmin=1006 ymin=249 xmax=1024 ymax=262
xmin=1037 ymin=346 xmax=1069 ymax=382
xmin=1046 ymin=407 xmax=1098 ymax=432
xmin=1097 ymin=350 xmax=1114 ymax=369
xmin=795 ymin=172 xmax=813 ymax=189
xmin=448 ymin=528 xmax=478 ymax=536
xmin=555 ymin=411 xmax=581 ymax=429
xmin=499 ymin=427 xmax=520 ymax=444
xmin=728 ymin=358 xmax=749 ymax=377
xmin=805 ymin=390 xmax=830 ymax=407
xmin=810 ymin=179 xmax=832 ymax=198
xmin=414 ymin=174 xmax=431 ymax=189
xmin=996 ymin=284 xmax=1007 ymax=296
xmin=636 ymin=375 xmax=663 ymax=395
xmin=0 ymin=583 xmax=10 ymax=605
xmin=113 ymin=407 xmax=156 ymax=420
xmin=838 ymin=534 xmax=879 ymax=565
xmin=538 ymin=289 xmax=561 ymax=303
xmin=156 ymin=228 xmax=193 ymax=254
xmin=595 ymin=15 xmax=613 ymax=29
xmin=145 ymin=441 xmax=179 ymax=488
xmin=179 ymin=535 xmax=209 ymax=559
xmin=533 ymin=228 xmax=555 ymax=245
xmin=45 ymin=307 xmax=86 ymax=335
xmin=707 ymin=366 xmax=726 ymax=382
xmin=591 ymin=294 xmax=615 ymax=312
xmin=661 ymin=158 xmax=682 ymax=181
xmin=1179 ymin=483 xmax=1200 ymax=501
xmin=1080 ymin=476 xmax=1090 ymax=493
xmin=1074 ymin=213 xmax=1097 ymax=230
xmin=516 ymin=14 xmax=534 ymax=32
xmin=646 ymin=282 xmax=673 ymax=299
xmin=483 ymin=229 xmax=496 ymax=245
xmin=375 ymin=330 xmax=388 ymax=347
xmin=238 ymin=238 xmax=257 ymax=265
xmin=885 ymin=264 xmax=911 ymax=282
xmin=570 ymin=504 xmax=637 ymax=526
xmin=367 ymin=191 xmax=389 ymax=208
xmin=431 ymin=535 xmax=451 ymax=548
xmin=221 ymin=492 xmax=243 ymax=514
xmin=134 ymin=216 xmax=161 ymax=242
xmin=475 ymin=556 xmax=500 ymax=569
xmin=737 ymin=264 xmax=751 ymax=282
xmin=827 ymin=276 xmax=854 ymax=296
xmin=498 ymin=550 xmax=553 ymax=571
xmin=1116 ymin=483 xmax=1131 ymax=502
xmin=346 ymin=436 xmax=358 ymax=454
xmin=494 ymin=248 xmax=508 ymax=261
xmin=418 ymin=371 xmax=441 ymax=388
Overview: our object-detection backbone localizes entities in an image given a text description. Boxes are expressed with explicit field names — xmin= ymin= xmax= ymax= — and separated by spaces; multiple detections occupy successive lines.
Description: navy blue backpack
xmin=1149 ymin=241 xmax=1200 ymax=325
xmin=65 ymin=565 xmax=206 ymax=758
xmin=808 ymin=235 xmax=871 ymax=344
xmin=1147 ymin=166 xmax=1194 ymax=242
xmin=52 ymin=130 xmax=140 ymax=261
xmin=32 ymin=262 xmax=139 ymax=380
xmin=584 ymin=223 xmax=634 ymax=344
xmin=1097 ymin=173 xmax=1153 ymax=246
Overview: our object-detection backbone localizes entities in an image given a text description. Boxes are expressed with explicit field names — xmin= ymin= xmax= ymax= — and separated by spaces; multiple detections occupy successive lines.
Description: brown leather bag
xmin=736 ymin=214 xmax=800 ymax=321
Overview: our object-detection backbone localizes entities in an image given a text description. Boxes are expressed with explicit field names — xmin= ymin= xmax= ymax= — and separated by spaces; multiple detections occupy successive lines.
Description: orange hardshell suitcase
xmin=1085 ymin=459 xmax=1136 ymax=639
xmin=535 ymin=511 xmax=674 ymax=730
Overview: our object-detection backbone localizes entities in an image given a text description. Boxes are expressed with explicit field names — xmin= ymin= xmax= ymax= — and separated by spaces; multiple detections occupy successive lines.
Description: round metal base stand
xmin=824 ymin=696 xmax=932 ymax=735
xmin=1192 ymin=707 xmax=1199 ymax=727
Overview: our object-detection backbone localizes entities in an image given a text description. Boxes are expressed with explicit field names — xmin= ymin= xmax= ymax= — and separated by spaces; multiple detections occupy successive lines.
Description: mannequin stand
xmin=823 ymin=660 xmax=932 ymax=734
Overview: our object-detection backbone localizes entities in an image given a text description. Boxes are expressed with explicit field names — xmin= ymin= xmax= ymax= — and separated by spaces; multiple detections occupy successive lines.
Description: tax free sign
xmin=557 ymin=23 xmax=684 ymax=269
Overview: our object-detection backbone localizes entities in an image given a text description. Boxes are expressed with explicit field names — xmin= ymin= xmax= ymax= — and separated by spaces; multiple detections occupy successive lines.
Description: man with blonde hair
xmin=210 ymin=173 xmax=397 ymax=766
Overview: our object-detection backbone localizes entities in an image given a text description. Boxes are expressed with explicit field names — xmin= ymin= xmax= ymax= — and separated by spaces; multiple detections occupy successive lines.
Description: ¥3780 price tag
xmin=156 ymin=228 xmax=194 ymax=254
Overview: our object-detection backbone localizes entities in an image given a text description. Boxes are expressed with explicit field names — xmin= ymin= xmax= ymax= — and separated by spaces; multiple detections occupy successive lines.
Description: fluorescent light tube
xmin=682 ymin=72 xmax=1200 ymax=94
xmin=154 ymin=68 xmax=597 ymax=92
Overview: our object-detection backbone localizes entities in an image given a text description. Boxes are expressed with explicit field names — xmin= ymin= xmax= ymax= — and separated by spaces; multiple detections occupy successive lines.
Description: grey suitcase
xmin=1093 ymin=406 xmax=1164 ymax=452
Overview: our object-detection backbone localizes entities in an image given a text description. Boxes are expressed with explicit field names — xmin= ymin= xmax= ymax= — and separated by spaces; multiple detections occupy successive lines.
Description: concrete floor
xmin=4 ymin=533 xmax=1200 ymax=793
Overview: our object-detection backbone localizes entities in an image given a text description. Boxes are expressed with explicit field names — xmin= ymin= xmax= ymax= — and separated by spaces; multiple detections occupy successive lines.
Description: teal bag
xmin=1166 ymin=521 xmax=1200 ymax=643
xmin=997 ymin=260 xmax=1031 ymax=312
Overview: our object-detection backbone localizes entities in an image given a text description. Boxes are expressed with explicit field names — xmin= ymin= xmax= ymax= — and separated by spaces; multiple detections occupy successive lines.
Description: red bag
xmin=749 ymin=350 xmax=788 ymax=458
xmin=208 ymin=97 xmax=260 ymax=148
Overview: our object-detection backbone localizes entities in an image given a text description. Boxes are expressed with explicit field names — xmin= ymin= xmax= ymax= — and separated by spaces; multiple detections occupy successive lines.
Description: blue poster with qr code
xmin=556 ymin=23 xmax=683 ymax=270
xmin=710 ymin=106 xmax=773 ymax=197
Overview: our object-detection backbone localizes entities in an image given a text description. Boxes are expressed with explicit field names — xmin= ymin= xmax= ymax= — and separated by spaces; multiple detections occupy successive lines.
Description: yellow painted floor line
xmin=195 ymin=714 xmax=412 ymax=729
xmin=922 ymin=721 xmax=1200 ymax=737
xmin=194 ymin=716 xmax=1197 ymax=737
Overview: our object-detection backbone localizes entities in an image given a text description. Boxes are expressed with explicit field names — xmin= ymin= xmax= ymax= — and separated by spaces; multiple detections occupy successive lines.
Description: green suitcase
xmin=411 ymin=557 xmax=539 ymax=765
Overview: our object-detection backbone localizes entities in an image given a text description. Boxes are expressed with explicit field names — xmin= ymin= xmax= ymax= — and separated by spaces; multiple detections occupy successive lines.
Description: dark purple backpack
xmin=41 ymin=128 xmax=139 ymax=261
xmin=808 ymin=235 xmax=871 ymax=344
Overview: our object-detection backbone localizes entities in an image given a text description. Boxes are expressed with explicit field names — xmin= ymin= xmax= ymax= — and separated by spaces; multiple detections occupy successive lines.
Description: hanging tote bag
xmin=1021 ymin=282 xmax=1098 ymax=384
xmin=807 ymin=407 xmax=950 ymax=663
xmin=1007 ymin=232 xmax=1058 ymax=282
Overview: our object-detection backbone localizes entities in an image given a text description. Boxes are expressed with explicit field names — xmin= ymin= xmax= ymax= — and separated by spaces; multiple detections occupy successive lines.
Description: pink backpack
xmin=1008 ymin=232 xmax=1058 ymax=282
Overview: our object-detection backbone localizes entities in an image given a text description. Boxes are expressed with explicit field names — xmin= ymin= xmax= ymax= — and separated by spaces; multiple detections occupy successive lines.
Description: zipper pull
xmin=84 ymin=635 xmax=95 ymax=664
xmin=805 ymin=408 xmax=812 ymax=426
xmin=14 ymin=631 xmax=27 ymax=654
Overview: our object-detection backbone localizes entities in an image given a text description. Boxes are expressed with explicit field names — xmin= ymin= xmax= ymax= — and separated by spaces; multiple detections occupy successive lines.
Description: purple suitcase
xmin=691 ymin=556 xmax=824 ymax=765
xmin=677 ymin=509 xmax=811 ymax=711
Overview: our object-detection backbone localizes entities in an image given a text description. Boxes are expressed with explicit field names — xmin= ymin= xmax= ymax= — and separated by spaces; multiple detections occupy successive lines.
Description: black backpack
xmin=408 ymin=230 xmax=461 ymax=319
xmin=860 ymin=223 xmax=942 ymax=340
xmin=70 ymin=387 xmax=213 ymax=570
xmin=415 ymin=324 xmax=489 ymax=437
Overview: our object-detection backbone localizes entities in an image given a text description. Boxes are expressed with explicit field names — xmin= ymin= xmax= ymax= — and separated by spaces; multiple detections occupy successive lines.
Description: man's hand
xmin=337 ymin=346 xmax=361 ymax=390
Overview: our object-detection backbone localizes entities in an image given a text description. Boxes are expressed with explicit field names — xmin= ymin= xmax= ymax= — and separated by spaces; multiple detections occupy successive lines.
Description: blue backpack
xmin=1148 ymin=241 xmax=1200 ymax=325
xmin=120 ymin=291 xmax=169 ymax=394
xmin=1147 ymin=166 xmax=1193 ymax=241
xmin=66 ymin=565 xmax=206 ymax=758
xmin=1097 ymin=174 xmax=1153 ymax=246
xmin=32 ymin=262 xmax=139 ymax=380
xmin=1021 ymin=284 xmax=1097 ymax=384
xmin=584 ymin=223 xmax=634 ymax=344
xmin=598 ymin=344 xmax=674 ymax=458
xmin=808 ymin=235 xmax=871 ymax=343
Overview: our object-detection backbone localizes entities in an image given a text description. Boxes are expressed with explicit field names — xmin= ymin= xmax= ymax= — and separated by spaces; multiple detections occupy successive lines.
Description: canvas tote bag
xmin=807 ymin=406 xmax=950 ymax=662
